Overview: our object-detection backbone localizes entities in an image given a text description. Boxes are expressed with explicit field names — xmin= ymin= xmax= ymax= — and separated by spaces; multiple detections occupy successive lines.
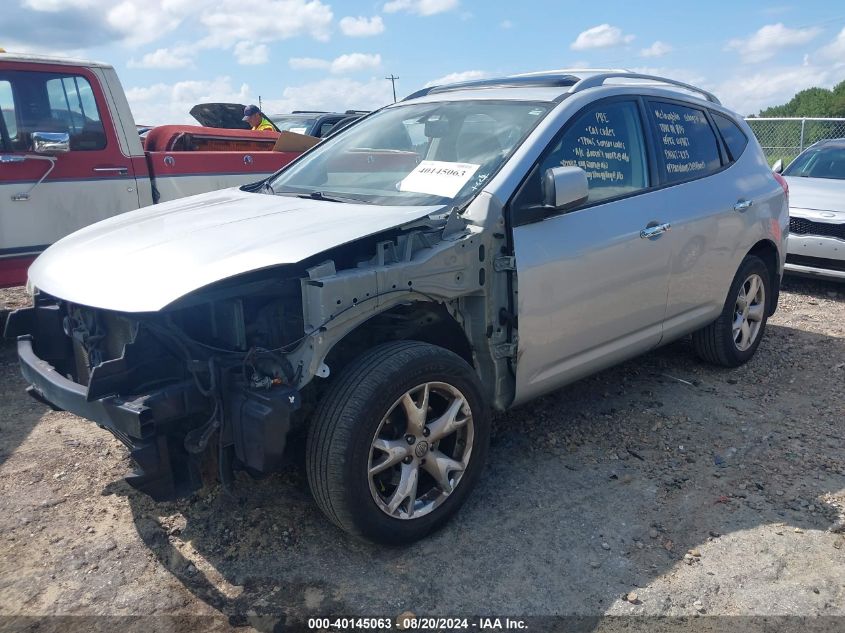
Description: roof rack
xmin=403 ymin=73 xmax=581 ymax=101
xmin=514 ymin=68 xmax=633 ymax=77
xmin=344 ymin=110 xmax=370 ymax=114
xmin=291 ymin=110 xmax=328 ymax=114
xmin=569 ymin=72 xmax=721 ymax=105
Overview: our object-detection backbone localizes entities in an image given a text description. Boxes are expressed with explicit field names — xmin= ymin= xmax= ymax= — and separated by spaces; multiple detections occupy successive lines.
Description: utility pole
xmin=385 ymin=74 xmax=399 ymax=103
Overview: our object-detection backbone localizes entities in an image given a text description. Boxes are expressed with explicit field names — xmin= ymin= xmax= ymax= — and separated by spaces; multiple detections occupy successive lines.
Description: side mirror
xmin=542 ymin=166 xmax=589 ymax=210
xmin=512 ymin=166 xmax=590 ymax=227
xmin=31 ymin=132 xmax=70 ymax=155
xmin=772 ymin=159 xmax=783 ymax=174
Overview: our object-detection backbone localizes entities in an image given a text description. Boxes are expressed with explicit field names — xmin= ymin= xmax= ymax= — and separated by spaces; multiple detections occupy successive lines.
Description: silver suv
xmin=6 ymin=70 xmax=788 ymax=544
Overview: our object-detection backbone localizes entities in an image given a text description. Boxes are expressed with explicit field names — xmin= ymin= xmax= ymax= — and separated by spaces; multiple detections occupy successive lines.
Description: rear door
xmin=510 ymin=98 xmax=675 ymax=403
xmin=0 ymin=65 xmax=141 ymax=286
xmin=643 ymin=99 xmax=748 ymax=340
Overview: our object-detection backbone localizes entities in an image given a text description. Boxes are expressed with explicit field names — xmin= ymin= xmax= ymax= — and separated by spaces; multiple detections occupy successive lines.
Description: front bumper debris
xmin=5 ymin=304 xmax=302 ymax=500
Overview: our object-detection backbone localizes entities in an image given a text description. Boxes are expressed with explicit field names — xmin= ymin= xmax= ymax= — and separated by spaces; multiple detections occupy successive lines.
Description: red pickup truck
xmin=0 ymin=52 xmax=301 ymax=288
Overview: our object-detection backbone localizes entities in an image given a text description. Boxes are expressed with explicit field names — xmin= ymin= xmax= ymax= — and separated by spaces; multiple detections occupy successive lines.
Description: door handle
xmin=640 ymin=222 xmax=671 ymax=239
xmin=734 ymin=199 xmax=753 ymax=212
xmin=93 ymin=166 xmax=129 ymax=174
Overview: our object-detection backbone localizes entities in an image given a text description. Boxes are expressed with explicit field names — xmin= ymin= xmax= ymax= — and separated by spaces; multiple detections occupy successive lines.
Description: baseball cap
xmin=242 ymin=104 xmax=260 ymax=120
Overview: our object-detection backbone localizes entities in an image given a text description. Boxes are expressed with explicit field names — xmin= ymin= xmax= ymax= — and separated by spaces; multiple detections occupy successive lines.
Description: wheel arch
xmin=322 ymin=300 xmax=474 ymax=378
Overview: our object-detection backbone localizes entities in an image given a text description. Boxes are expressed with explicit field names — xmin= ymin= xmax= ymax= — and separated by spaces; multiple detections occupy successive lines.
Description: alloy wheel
xmin=367 ymin=382 xmax=474 ymax=520
xmin=732 ymin=273 xmax=766 ymax=352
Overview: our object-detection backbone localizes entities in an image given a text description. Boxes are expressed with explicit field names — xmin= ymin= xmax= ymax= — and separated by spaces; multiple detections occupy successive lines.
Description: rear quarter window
xmin=712 ymin=112 xmax=748 ymax=162
xmin=649 ymin=101 xmax=721 ymax=184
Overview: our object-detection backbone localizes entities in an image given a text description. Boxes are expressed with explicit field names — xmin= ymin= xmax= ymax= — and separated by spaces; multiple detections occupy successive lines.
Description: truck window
xmin=0 ymin=80 xmax=17 ymax=146
xmin=0 ymin=71 xmax=107 ymax=151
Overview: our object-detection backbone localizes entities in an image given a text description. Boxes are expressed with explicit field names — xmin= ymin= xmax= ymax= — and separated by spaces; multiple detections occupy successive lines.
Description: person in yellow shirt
xmin=242 ymin=104 xmax=275 ymax=131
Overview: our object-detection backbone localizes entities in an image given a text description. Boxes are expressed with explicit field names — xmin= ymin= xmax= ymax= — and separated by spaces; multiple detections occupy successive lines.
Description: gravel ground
xmin=1 ymin=277 xmax=844 ymax=633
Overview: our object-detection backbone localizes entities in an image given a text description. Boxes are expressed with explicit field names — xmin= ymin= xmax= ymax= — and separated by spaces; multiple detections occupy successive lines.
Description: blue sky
xmin=3 ymin=0 xmax=845 ymax=124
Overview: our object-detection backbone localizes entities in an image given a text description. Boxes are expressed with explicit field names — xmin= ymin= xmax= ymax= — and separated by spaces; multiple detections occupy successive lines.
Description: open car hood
xmin=189 ymin=103 xmax=250 ymax=129
xmin=28 ymin=188 xmax=443 ymax=313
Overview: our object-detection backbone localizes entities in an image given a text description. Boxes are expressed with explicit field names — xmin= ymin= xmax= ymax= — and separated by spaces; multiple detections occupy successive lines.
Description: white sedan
xmin=779 ymin=138 xmax=845 ymax=280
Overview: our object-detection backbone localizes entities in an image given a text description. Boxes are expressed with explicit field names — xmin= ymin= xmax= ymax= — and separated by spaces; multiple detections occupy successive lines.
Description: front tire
xmin=306 ymin=341 xmax=490 ymax=544
xmin=693 ymin=255 xmax=771 ymax=367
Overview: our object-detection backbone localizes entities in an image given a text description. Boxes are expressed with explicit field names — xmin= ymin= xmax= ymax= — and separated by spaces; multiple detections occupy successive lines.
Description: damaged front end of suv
xmin=6 ymin=201 xmax=507 ymax=499
xmin=6 ymin=95 xmax=549 ymax=542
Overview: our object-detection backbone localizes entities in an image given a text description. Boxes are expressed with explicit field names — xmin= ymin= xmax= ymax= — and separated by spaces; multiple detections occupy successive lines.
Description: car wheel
xmin=306 ymin=341 xmax=490 ymax=544
xmin=693 ymin=255 xmax=771 ymax=367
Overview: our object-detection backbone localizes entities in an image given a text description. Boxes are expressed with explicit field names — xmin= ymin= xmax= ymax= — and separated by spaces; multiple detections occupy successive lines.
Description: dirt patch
xmin=1 ymin=278 xmax=843 ymax=632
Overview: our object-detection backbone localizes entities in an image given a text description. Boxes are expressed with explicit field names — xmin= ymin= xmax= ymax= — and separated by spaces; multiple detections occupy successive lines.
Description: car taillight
xmin=773 ymin=172 xmax=789 ymax=200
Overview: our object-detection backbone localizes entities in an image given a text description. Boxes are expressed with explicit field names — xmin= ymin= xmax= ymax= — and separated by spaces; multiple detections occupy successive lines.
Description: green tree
xmin=759 ymin=80 xmax=845 ymax=117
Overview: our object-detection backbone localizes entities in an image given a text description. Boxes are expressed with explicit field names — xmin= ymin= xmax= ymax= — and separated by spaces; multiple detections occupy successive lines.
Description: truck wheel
xmin=693 ymin=255 xmax=771 ymax=367
xmin=306 ymin=341 xmax=490 ymax=544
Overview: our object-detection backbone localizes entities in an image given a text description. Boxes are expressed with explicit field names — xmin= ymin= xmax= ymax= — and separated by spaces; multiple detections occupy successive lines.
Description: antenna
xmin=385 ymin=74 xmax=399 ymax=103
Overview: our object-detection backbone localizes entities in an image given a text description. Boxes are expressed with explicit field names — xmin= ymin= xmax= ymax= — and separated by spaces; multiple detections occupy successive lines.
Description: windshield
xmin=271 ymin=115 xmax=318 ymax=134
xmin=268 ymin=100 xmax=551 ymax=207
xmin=784 ymin=145 xmax=845 ymax=180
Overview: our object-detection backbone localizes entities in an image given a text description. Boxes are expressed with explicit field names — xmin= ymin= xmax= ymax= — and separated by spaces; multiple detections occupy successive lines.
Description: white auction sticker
xmin=399 ymin=160 xmax=480 ymax=198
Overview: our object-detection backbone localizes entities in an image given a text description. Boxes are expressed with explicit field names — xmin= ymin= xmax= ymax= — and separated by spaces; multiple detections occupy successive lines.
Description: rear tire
xmin=693 ymin=255 xmax=771 ymax=367
xmin=306 ymin=341 xmax=490 ymax=544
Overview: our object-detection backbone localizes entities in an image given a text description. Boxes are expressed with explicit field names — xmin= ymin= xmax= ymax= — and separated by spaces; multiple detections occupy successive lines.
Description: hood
xmin=784 ymin=176 xmax=845 ymax=213
xmin=29 ymin=188 xmax=442 ymax=313
xmin=189 ymin=103 xmax=250 ymax=129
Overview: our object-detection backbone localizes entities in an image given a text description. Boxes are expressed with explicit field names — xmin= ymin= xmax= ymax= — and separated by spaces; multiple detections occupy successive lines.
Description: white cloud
xmin=105 ymin=1 xmax=185 ymax=46
xmin=125 ymin=76 xmax=252 ymax=124
xmin=819 ymin=26 xmax=845 ymax=61
xmin=424 ymin=70 xmax=489 ymax=87
xmin=22 ymin=0 xmax=97 ymax=9
xmin=339 ymin=15 xmax=385 ymax=37
xmin=714 ymin=64 xmax=832 ymax=115
xmin=571 ymin=24 xmax=635 ymax=50
xmin=330 ymin=53 xmax=382 ymax=73
xmin=262 ymin=77 xmax=392 ymax=114
xmin=290 ymin=53 xmax=382 ymax=73
xmin=725 ymin=23 xmax=821 ymax=63
xmin=640 ymin=41 xmax=672 ymax=58
xmin=233 ymin=41 xmax=269 ymax=65
xmin=127 ymin=46 xmax=194 ymax=69
xmin=383 ymin=0 xmax=458 ymax=16
xmin=500 ymin=19 xmax=513 ymax=29
xmin=13 ymin=0 xmax=336 ymax=64
xmin=289 ymin=57 xmax=331 ymax=70
xmin=200 ymin=0 xmax=334 ymax=46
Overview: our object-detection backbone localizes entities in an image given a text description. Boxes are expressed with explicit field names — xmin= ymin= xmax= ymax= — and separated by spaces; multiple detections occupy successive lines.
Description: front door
xmin=0 ymin=66 xmax=141 ymax=286
xmin=510 ymin=99 xmax=674 ymax=404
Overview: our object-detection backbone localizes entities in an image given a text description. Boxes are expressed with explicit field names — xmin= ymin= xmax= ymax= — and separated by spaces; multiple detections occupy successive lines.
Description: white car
xmin=778 ymin=138 xmax=845 ymax=280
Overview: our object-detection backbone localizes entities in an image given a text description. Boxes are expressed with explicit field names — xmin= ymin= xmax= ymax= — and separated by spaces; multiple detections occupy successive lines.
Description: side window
xmin=44 ymin=75 xmax=106 ymax=150
xmin=0 ymin=72 xmax=107 ymax=151
xmin=318 ymin=120 xmax=338 ymax=137
xmin=516 ymin=100 xmax=649 ymax=209
xmin=649 ymin=101 xmax=721 ymax=183
xmin=712 ymin=112 xmax=748 ymax=162
xmin=0 ymin=80 xmax=15 ymax=147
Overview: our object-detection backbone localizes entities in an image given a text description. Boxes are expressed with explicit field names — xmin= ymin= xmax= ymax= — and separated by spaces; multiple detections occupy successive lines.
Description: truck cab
xmin=0 ymin=53 xmax=300 ymax=287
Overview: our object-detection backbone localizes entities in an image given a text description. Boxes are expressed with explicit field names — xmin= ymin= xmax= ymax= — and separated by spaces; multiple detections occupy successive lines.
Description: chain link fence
xmin=745 ymin=117 xmax=845 ymax=167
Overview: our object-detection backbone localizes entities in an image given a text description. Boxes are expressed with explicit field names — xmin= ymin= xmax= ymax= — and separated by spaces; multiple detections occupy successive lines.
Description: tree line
xmin=752 ymin=80 xmax=845 ymax=118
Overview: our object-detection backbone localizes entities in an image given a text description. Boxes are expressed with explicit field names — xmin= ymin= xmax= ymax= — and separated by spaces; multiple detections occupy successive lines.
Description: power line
xmin=385 ymin=74 xmax=399 ymax=102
